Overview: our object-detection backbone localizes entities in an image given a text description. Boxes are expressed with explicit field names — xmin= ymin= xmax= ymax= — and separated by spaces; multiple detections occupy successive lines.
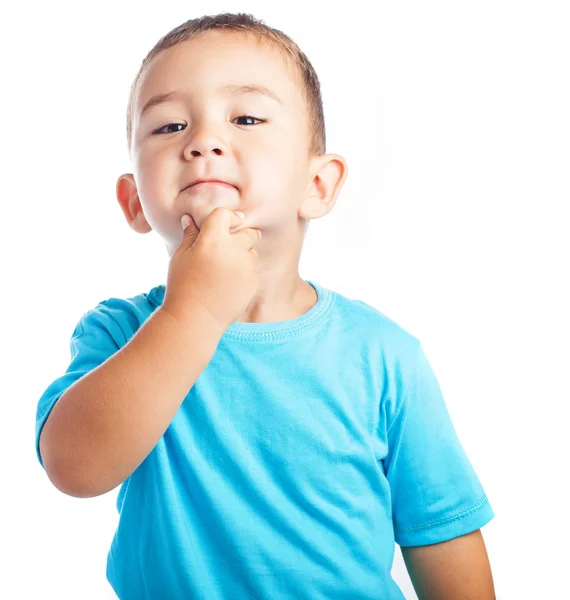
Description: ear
xmin=298 ymin=154 xmax=348 ymax=221
xmin=116 ymin=173 xmax=153 ymax=233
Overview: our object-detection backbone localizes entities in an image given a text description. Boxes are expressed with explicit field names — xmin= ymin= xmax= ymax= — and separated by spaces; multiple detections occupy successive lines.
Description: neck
xmin=236 ymin=221 xmax=315 ymax=324
xmin=236 ymin=272 xmax=317 ymax=324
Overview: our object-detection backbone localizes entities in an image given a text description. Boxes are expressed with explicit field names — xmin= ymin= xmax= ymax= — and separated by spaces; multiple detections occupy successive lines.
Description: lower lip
xmin=189 ymin=181 xmax=234 ymax=189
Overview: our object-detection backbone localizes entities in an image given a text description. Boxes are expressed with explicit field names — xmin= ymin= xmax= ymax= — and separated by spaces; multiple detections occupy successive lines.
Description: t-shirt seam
xmin=222 ymin=286 xmax=336 ymax=341
xmin=37 ymin=305 xmax=126 ymax=428
xmin=395 ymin=494 xmax=490 ymax=533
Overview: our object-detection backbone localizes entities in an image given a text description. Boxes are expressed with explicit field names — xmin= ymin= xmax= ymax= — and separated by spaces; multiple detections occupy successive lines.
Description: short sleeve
xmin=35 ymin=306 xmax=126 ymax=469
xmin=384 ymin=341 xmax=495 ymax=547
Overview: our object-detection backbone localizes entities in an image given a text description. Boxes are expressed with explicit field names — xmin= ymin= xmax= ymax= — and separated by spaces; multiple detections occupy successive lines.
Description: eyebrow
xmin=138 ymin=84 xmax=283 ymax=119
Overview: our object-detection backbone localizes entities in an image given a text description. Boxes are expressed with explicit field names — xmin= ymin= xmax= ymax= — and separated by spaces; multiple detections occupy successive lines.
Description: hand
xmin=162 ymin=208 xmax=262 ymax=333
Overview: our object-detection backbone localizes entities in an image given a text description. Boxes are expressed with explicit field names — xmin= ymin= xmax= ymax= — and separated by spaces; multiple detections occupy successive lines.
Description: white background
xmin=2 ymin=1 xmax=568 ymax=598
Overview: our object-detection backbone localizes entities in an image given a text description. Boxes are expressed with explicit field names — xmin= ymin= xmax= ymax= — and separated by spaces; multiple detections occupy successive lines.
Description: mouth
xmin=184 ymin=179 xmax=237 ymax=191
xmin=191 ymin=181 xmax=235 ymax=190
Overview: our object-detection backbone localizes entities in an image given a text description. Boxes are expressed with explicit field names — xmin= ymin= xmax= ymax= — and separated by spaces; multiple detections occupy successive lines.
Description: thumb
xmin=181 ymin=214 xmax=199 ymax=234
xmin=180 ymin=214 xmax=201 ymax=246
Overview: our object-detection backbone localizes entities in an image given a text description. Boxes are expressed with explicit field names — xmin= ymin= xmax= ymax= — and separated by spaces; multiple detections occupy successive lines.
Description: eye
xmin=233 ymin=115 xmax=266 ymax=126
xmin=153 ymin=123 xmax=185 ymax=135
xmin=152 ymin=115 xmax=266 ymax=135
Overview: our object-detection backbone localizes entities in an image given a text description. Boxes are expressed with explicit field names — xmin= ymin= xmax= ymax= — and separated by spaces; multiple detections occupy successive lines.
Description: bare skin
xmin=402 ymin=529 xmax=496 ymax=599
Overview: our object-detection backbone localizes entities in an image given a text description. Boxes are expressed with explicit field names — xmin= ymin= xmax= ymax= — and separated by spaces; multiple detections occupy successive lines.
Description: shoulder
xmin=74 ymin=283 xmax=165 ymax=346
xmin=329 ymin=286 xmax=421 ymax=360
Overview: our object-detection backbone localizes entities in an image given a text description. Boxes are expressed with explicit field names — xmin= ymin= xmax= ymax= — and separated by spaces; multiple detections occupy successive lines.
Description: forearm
xmin=39 ymin=304 xmax=222 ymax=498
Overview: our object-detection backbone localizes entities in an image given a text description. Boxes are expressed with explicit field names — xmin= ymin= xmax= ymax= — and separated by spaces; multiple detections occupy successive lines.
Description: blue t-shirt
xmin=35 ymin=279 xmax=494 ymax=599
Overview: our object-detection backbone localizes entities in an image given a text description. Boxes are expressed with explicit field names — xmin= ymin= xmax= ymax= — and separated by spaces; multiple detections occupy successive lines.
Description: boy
xmin=35 ymin=12 xmax=496 ymax=600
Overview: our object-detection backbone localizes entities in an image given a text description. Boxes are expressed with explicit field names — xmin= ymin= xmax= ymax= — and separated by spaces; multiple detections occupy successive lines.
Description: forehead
xmin=134 ymin=31 xmax=303 ymax=115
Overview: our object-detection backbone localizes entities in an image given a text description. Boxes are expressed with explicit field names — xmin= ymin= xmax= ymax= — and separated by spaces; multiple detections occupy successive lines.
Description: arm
xmin=39 ymin=303 xmax=223 ymax=498
xmin=401 ymin=529 xmax=496 ymax=600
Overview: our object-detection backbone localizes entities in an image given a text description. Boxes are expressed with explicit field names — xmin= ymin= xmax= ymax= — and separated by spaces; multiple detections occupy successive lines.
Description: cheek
xmin=252 ymin=167 xmax=299 ymax=213
xmin=133 ymin=158 xmax=176 ymax=219
xmin=136 ymin=148 xmax=175 ymax=186
xmin=250 ymin=143 xmax=301 ymax=190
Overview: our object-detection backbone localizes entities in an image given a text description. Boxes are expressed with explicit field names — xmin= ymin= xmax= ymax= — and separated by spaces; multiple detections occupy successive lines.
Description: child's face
xmin=118 ymin=30 xmax=335 ymax=257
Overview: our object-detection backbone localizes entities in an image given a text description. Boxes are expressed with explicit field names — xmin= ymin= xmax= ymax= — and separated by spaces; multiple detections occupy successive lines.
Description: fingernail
xmin=181 ymin=215 xmax=190 ymax=229
xmin=235 ymin=211 xmax=245 ymax=221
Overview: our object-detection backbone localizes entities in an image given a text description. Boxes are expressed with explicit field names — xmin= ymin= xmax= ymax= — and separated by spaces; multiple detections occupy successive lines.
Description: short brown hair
xmin=125 ymin=12 xmax=326 ymax=157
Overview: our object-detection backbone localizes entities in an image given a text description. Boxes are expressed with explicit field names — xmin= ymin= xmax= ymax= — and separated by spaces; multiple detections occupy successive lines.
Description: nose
xmin=183 ymin=122 xmax=226 ymax=158
xmin=186 ymin=146 xmax=222 ymax=157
